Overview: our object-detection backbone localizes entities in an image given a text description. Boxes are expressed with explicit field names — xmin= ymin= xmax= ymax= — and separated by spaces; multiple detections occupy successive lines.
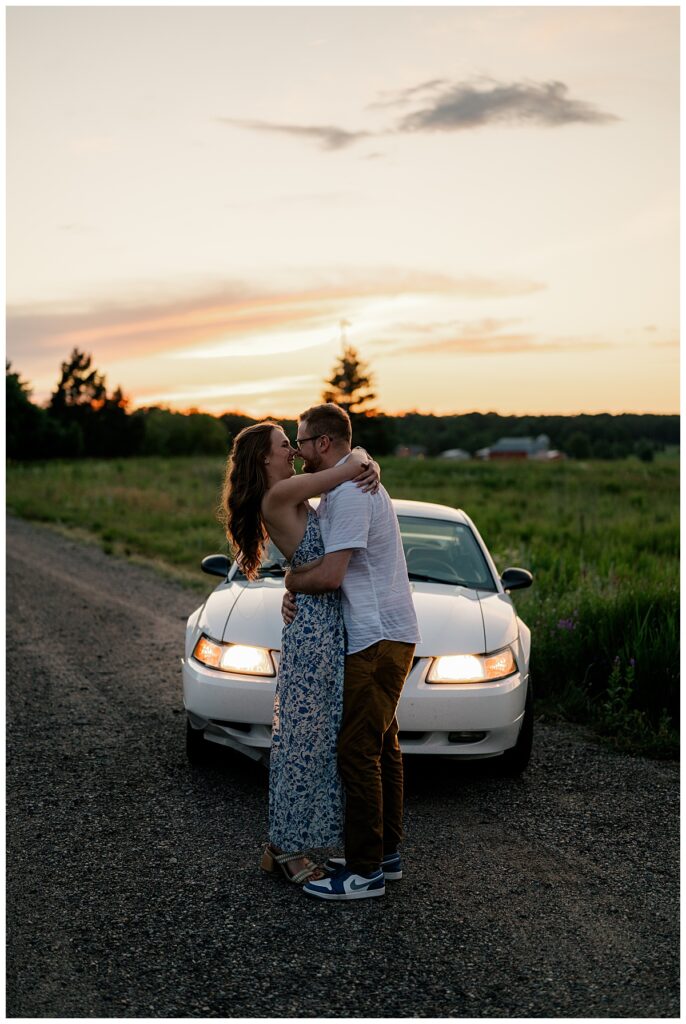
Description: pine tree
xmin=322 ymin=326 xmax=376 ymax=416
xmin=321 ymin=328 xmax=396 ymax=453
xmin=49 ymin=348 xmax=107 ymax=417
xmin=47 ymin=349 xmax=140 ymax=456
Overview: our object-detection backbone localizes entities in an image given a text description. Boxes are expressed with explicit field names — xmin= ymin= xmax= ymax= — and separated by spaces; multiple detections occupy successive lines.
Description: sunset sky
xmin=6 ymin=5 xmax=679 ymax=418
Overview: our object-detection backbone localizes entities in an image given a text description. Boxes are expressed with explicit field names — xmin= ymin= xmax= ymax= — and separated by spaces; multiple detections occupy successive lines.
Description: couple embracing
xmin=221 ymin=402 xmax=420 ymax=901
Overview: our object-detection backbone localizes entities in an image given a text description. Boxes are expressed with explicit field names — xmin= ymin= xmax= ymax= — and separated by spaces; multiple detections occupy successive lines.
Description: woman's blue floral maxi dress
xmin=268 ymin=505 xmax=345 ymax=850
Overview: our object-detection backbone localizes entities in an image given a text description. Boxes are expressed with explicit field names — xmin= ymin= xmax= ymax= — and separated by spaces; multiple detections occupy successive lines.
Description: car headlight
xmin=427 ymin=647 xmax=517 ymax=683
xmin=192 ymin=635 xmax=276 ymax=677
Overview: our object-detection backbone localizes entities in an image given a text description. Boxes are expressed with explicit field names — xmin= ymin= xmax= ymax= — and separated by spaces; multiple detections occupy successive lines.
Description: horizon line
xmin=125 ymin=403 xmax=680 ymax=420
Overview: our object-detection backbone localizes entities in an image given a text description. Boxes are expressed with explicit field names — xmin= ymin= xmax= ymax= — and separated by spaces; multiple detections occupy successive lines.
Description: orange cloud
xmin=369 ymin=318 xmax=615 ymax=356
xmin=7 ymin=271 xmax=544 ymax=367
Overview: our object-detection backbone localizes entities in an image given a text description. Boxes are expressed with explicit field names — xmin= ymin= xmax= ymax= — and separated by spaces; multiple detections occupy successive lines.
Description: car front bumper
xmin=182 ymin=654 xmax=529 ymax=760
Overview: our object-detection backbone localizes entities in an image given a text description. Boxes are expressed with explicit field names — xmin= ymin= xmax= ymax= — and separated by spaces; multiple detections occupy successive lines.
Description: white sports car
xmin=182 ymin=498 xmax=534 ymax=775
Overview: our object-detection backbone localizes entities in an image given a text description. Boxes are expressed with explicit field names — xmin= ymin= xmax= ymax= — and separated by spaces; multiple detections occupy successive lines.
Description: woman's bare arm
xmin=264 ymin=449 xmax=371 ymax=510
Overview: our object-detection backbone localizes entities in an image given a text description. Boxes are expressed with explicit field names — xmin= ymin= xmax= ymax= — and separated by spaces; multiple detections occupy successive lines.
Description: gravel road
xmin=6 ymin=515 xmax=679 ymax=1018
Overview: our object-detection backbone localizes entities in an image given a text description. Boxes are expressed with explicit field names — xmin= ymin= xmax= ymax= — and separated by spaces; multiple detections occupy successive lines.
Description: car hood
xmin=477 ymin=591 xmax=520 ymax=652
xmin=408 ymin=584 xmax=517 ymax=654
xmin=221 ymin=579 xmax=288 ymax=648
xmin=207 ymin=578 xmax=516 ymax=657
xmin=192 ymin=580 xmax=244 ymax=648
xmin=409 ymin=583 xmax=485 ymax=655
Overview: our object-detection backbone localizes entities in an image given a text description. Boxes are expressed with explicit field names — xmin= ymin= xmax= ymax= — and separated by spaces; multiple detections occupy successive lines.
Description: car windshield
xmin=230 ymin=541 xmax=288 ymax=579
xmin=234 ymin=514 xmax=495 ymax=591
xmin=398 ymin=516 xmax=496 ymax=591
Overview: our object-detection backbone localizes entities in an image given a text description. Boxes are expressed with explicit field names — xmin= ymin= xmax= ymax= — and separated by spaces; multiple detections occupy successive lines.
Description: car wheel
xmin=496 ymin=679 xmax=534 ymax=777
xmin=186 ymin=718 xmax=211 ymax=765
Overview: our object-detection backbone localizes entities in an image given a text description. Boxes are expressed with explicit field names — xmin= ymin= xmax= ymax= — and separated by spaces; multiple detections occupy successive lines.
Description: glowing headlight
xmin=192 ymin=636 xmax=275 ymax=677
xmin=427 ymin=647 xmax=516 ymax=683
xmin=220 ymin=644 xmax=275 ymax=675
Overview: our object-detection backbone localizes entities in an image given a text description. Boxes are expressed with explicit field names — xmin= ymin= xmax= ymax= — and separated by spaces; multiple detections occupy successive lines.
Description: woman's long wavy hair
xmin=219 ymin=421 xmax=278 ymax=580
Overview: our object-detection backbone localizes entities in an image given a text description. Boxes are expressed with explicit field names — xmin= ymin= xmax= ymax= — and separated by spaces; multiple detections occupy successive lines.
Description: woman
xmin=220 ymin=421 xmax=379 ymax=883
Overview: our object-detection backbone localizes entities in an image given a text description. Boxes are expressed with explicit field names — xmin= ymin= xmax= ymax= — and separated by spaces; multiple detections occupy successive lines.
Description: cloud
xmin=217 ymin=117 xmax=371 ymax=151
xmin=367 ymin=79 xmax=449 ymax=110
xmin=7 ymin=271 xmax=551 ymax=409
xmin=220 ymin=76 xmax=618 ymax=152
xmin=397 ymin=77 xmax=619 ymax=132
xmin=136 ymin=374 xmax=318 ymax=407
xmin=7 ymin=271 xmax=543 ymax=365
xmin=6 ymin=285 xmax=273 ymax=362
xmin=373 ymin=319 xmax=614 ymax=356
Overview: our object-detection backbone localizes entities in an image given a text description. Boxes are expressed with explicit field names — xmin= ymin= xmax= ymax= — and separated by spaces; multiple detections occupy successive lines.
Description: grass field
xmin=7 ymin=453 xmax=679 ymax=757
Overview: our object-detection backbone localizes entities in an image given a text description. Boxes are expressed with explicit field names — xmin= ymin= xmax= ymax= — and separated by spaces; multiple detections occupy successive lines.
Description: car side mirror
xmin=500 ymin=567 xmax=533 ymax=591
xmin=201 ymin=554 xmax=232 ymax=578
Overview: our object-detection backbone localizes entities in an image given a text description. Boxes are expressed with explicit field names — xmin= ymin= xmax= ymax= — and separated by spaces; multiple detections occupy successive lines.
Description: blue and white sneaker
xmin=323 ymin=851 xmax=402 ymax=881
xmin=303 ymin=865 xmax=385 ymax=900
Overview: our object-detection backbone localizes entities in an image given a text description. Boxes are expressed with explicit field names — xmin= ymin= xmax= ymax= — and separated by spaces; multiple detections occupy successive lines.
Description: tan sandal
xmin=260 ymin=843 xmax=324 ymax=884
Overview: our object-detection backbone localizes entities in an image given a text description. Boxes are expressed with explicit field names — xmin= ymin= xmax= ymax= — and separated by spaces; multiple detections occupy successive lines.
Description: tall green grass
xmin=7 ymin=454 xmax=679 ymax=757
xmin=7 ymin=457 xmax=229 ymax=581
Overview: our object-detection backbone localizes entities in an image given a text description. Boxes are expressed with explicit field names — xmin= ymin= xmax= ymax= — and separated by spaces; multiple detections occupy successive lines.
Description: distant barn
xmin=476 ymin=434 xmax=565 ymax=461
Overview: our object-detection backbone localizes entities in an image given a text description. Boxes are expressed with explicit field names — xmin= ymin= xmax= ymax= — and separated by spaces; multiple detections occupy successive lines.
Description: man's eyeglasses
xmin=294 ymin=433 xmax=327 ymax=450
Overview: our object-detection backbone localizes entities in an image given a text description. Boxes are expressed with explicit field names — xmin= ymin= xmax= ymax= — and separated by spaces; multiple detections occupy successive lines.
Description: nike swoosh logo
xmin=349 ymin=877 xmax=380 ymax=890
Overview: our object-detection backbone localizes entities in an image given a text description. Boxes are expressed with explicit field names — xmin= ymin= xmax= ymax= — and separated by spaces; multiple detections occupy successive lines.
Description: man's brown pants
xmin=337 ymin=639 xmax=416 ymax=874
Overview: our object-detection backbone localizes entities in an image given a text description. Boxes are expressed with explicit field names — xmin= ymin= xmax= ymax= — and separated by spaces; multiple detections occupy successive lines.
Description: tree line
xmin=6 ymin=346 xmax=679 ymax=461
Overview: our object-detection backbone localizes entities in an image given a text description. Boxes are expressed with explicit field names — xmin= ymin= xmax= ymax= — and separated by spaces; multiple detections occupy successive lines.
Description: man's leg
xmin=381 ymin=715 xmax=404 ymax=856
xmin=337 ymin=640 xmax=415 ymax=874
xmin=380 ymin=643 xmax=415 ymax=856
xmin=337 ymin=643 xmax=385 ymax=874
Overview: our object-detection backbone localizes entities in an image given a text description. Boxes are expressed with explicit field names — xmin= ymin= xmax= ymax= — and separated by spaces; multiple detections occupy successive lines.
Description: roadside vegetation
xmin=7 ymin=452 xmax=678 ymax=759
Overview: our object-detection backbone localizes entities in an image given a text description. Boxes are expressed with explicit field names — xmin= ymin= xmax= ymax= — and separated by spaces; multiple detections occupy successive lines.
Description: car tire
xmin=496 ymin=678 xmax=534 ymax=777
xmin=186 ymin=718 xmax=211 ymax=765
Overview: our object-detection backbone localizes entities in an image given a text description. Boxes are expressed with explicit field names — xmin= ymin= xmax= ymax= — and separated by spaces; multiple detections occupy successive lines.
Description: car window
xmin=235 ymin=515 xmax=496 ymax=591
xmin=232 ymin=539 xmax=288 ymax=579
xmin=398 ymin=516 xmax=497 ymax=591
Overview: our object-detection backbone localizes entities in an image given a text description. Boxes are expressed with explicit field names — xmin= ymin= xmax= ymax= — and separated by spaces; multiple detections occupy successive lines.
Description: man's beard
xmin=301 ymin=453 xmax=322 ymax=474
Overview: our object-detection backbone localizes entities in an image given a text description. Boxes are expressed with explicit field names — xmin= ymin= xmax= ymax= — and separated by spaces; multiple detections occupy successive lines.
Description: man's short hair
xmin=300 ymin=402 xmax=352 ymax=445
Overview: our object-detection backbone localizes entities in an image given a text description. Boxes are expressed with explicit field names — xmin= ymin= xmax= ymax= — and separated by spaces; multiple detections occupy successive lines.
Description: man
xmin=282 ymin=402 xmax=420 ymax=901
